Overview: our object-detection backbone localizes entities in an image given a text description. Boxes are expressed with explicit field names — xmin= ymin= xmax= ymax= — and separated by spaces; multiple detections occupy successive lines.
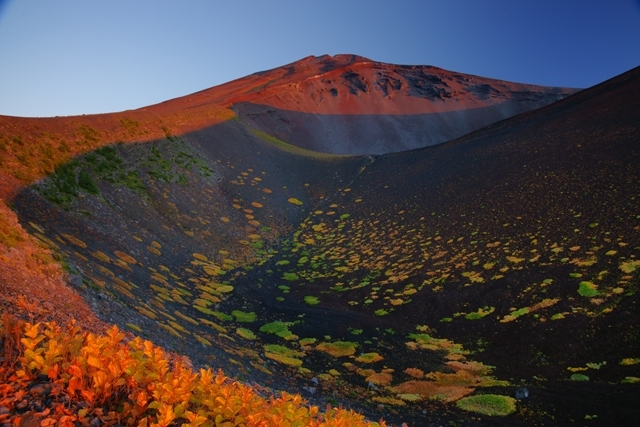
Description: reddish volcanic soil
xmin=183 ymin=54 xmax=580 ymax=154
xmin=0 ymin=55 xmax=578 ymax=169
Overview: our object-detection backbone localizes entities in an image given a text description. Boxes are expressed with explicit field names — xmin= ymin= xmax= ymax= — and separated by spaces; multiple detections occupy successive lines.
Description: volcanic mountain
xmin=1 ymin=56 xmax=639 ymax=426
xmin=230 ymin=54 xmax=577 ymax=154
xmin=0 ymin=54 xmax=577 ymax=169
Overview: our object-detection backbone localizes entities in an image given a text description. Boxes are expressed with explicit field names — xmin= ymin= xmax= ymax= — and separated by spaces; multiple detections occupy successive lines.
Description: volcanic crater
xmin=1 ymin=55 xmax=639 ymax=426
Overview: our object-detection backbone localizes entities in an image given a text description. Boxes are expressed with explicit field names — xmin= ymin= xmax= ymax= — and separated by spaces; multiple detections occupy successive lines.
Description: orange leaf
xmin=80 ymin=389 xmax=95 ymax=405
xmin=47 ymin=365 xmax=59 ymax=381
xmin=24 ymin=323 xmax=41 ymax=339
xmin=40 ymin=417 xmax=56 ymax=427
xmin=68 ymin=365 xmax=82 ymax=378
xmin=67 ymin=377 xmax=82 ymax=396
xmin=87 ymin=355 xmax=101 ymax=369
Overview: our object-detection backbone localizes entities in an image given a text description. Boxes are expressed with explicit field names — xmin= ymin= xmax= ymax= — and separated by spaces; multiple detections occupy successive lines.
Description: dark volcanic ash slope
xmin=231 ymin=54 xmax=578 ymax=155
xmin=262 ymin=65 xmax=640 ymax=424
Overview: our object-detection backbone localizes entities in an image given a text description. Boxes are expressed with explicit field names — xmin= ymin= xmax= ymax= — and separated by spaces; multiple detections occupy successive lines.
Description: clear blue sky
xmin=1 ymin=0 xmax=639 ymax=117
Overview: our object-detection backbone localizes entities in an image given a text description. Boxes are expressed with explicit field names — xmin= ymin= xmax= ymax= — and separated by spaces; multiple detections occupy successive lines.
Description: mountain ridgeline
xmin=2 ymin=55 xmax=639 ymax=425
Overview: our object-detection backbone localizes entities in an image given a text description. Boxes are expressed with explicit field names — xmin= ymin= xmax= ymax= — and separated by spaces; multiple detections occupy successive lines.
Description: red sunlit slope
xmin=233 ymin=55 xmax=579 ymax=154
xmin=0 ymin=54 xmax=578 ymax=189
xmin=153 ymin=54 xmax=580 ymax=154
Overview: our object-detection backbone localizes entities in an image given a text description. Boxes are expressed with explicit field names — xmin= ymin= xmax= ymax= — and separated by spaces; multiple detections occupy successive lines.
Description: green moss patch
xmin=299 ymin=337 xmax=317 ymax=346
xmin=232 ymin=310 xmax=257 ymax=323
xmin=263 ymin=344 xmax=304 ymax=367
xmin=456 ymin=394 xmax=516 ymax=416
xmin=283 ymin=272 xmax=299 ymax=281
xmin=259 ymin=321 xmax=297 ymax=340
xmin=236 ymin=328 xmax=256 ymax=340
xmin=620 ymin=260 xmax=640 ymax=274
xmin=570 ymin=373 xmax=590 ymax=381
xmin=304 ymin=295 xmax=320 ymax=305
xmin=465 ymin=306 xmax=494 ymax=320
xmin=578 ymin=281 xmax=599 ymax=297
xmin=211 ymin=311 xmax=233 ymax=322
xmin=355 ymin=352 xmax=383 ymax=363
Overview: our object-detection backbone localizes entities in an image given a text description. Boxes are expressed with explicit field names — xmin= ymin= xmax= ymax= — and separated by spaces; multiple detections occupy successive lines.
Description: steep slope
xmin=8 ymin=64 xmax=639 ymax=426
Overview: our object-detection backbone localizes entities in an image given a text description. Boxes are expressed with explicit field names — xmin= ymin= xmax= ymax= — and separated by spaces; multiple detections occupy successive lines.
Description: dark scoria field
xmin=11 ymin=65 xmax=640 ymax=426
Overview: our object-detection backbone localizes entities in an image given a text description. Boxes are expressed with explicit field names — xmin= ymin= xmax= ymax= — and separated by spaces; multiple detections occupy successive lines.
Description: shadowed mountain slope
xmin=7 ymin=63 xmax=640 ymax=426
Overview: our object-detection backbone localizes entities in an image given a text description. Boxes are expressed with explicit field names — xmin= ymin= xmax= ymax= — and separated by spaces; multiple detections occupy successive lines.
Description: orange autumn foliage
xmin=0 ymin=315 xmax=384 ymax=427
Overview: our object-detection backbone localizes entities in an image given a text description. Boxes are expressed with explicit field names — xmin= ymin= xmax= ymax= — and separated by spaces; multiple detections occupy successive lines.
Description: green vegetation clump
xmin=263 ymin=344 xmax=304 ymax=367
xmin=355 ymin=352 xmax=383 ymax=363
xmin=78 ymin=171 xmax=99 ymax=194
xmin=263 ymin=344 xmax=303 ymax=357
xmin=465 ymin=306 xmax=495 ymax=320
xmin=570 ymin=373 xmax=590 ymax=381
xmin=456 ymin=394 xmax=517 ymax=416
xmin=259 ymin=321 xmax=297 ymax=340
xmin=41 ymin=160 xmax=85 ymax=208
xmin=40 ymin=137 xmax=215 ymax=208
xmin=236 ymin=328 xmax=256 ymax=340
xmin=406 ymin=333 xmax=466 ymax=355
xmin=578 ymin=281 xmax=599 ymax=297
xmin=232 ymin=310 xmax=257 ymax=323
xmin=211 ymin=311 xmax=233 ymax=322
xmin=144 ymin=145 xmax=173 ymax=182
xmin=144 ymin=138 xmax=214 ymax=181
xmin=511 ymin=307 xmax=529 ymax=317
xmin=620 ymin=260 xmax=640 ymax=274
xmin=122 ymin=171 xmax=146 ymax=191
xmin=283 ymin=272 xmax=300 ymax=281
xmin=304 ymin=295 xmax=320 ymax=305
xmin=38 ymin=144 xmax=151 ymax=208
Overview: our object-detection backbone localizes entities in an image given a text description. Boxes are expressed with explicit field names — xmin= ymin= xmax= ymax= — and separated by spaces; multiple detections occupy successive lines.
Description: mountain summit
xmin=0 ymin=54 xmax=577 ymax=166
xmin=231 ymin=55 xmax=578 ymax=154
xmin=152 ymin=54 xmax=579 ymax=154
